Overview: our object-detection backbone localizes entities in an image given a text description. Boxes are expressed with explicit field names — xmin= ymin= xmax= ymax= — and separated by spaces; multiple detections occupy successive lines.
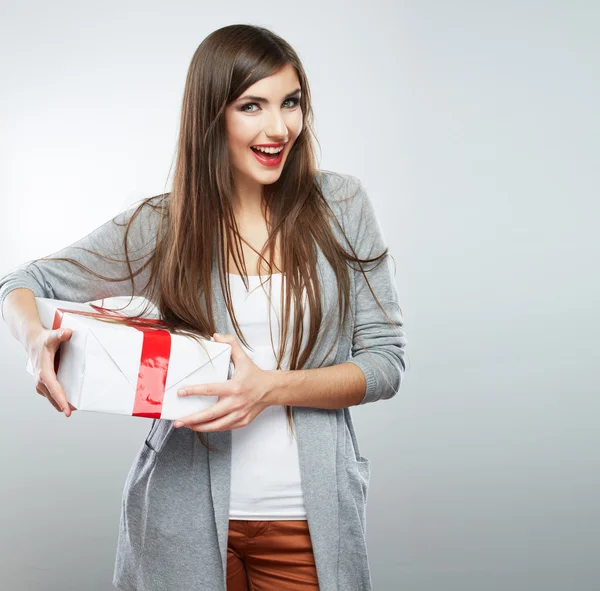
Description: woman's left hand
xmin=173 ymin=333 xmax=275 ymax=432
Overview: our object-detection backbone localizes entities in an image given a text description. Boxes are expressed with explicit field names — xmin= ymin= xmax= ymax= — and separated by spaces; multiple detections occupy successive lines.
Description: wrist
xmin=24 ymin=325 xmax=44 ymax=353
xmin=263 ymin=369 xmax=291 ymax=407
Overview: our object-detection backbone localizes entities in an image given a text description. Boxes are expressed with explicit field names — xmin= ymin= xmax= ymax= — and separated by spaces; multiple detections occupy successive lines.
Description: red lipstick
xmin=250 ymin=144 xmax=285 ymax=167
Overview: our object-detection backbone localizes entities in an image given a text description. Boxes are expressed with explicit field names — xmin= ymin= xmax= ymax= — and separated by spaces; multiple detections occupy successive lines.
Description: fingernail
xmin=174 ymin=421 xmax=183 ymax=428
xmin=177 ymin=389 xmax=186 ymax=396
xmin=214 ymin=333 xmax=221 ymax=338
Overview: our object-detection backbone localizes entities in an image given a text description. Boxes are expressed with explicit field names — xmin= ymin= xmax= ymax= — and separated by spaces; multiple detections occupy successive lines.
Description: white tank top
xmin=225 ymin=272 xmax=310 ymax=520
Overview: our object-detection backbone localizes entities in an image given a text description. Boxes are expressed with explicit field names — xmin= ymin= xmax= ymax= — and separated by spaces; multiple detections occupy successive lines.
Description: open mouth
xmin=250 ymin=146 xmax=285 ymax=166
xmin=250 ymin=147 xmax=282 ymax=159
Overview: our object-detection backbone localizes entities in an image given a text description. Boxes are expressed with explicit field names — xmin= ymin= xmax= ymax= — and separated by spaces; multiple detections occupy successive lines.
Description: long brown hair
xmin=29 ymin=24 xmax=398 ymax=451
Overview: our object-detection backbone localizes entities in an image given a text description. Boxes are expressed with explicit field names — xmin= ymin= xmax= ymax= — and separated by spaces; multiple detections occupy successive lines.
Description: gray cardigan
xmin=0 ymin=171 xmax=407 ymax=590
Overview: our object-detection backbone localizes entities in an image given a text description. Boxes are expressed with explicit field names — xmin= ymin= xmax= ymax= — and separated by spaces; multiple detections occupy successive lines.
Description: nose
xmin=264 ymin=109 xmax=288 ymax=139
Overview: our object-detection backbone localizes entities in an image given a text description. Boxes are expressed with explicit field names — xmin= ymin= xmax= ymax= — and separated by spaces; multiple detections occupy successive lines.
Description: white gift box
xmin=25 ymin=296 xmax=232 ymax=421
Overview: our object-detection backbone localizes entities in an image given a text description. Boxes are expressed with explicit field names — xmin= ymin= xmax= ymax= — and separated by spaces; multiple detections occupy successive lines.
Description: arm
xmin=264 ymin=362 xmax=366 ymax=409
xmin=344 ymin=177 xmax=407 ymax=405
xmin=266 ymin=176 xmax=407 ymax=408
xmin=3 ymin=288 xmax=46 ymax=350
xmin=0 ymin=195 xmax=166 ymax=327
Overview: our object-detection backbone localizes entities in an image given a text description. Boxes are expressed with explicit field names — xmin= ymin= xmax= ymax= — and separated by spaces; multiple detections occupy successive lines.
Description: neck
xmin=231 ymin=177 xmax=265 ymax=217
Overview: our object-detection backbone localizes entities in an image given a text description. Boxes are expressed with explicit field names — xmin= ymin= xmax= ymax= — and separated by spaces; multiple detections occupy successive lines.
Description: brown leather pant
xmin=227 ymin=519 xmax=320 ymax=590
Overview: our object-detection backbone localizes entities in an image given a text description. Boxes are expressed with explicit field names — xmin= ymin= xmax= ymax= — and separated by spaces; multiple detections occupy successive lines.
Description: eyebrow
xmin=237 ymin=88 xmax=302 ymax=104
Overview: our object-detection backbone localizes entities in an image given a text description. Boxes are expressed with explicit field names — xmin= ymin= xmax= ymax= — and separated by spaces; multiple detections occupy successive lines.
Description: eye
xmin=283 ymin=97 xmax=301 ymax=109
xmin=240 ymin=97 xmax=301 ymax=113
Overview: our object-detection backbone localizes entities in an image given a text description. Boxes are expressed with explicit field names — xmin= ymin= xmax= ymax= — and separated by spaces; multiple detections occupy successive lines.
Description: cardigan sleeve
xmin=0 ymin=196 xmax=165 ymax=321
xmin=342 ymin=176 xmax=408 ymax=405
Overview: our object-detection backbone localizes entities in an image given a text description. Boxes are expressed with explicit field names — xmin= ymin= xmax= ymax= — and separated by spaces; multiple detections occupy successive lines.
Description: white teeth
xmin=251 ymin=145 xmax=284 ymax=154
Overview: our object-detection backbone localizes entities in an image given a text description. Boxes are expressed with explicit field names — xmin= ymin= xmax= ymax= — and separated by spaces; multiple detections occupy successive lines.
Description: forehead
xmin=243 ymin=64 xmax=300 ymax=96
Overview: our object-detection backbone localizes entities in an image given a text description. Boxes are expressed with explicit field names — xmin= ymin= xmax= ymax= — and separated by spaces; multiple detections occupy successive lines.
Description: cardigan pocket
xmin=120 ymin=439 xmax=159 ymax=517
xmin=344 ymin=454 xmax=371 ymax=534
xmin=349 ymin=455 xmax=371 ymax=503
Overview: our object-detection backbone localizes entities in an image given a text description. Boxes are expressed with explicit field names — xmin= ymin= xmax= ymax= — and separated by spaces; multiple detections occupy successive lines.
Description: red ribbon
xmin=52 ymin=304 xmax=171 ymax=419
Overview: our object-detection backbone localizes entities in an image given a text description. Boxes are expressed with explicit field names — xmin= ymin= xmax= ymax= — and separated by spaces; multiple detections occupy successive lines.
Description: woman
xmin=0 ymin=24 xmax=407 ymax=591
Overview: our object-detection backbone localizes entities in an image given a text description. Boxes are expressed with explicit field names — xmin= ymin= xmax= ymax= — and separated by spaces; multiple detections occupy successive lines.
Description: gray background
xmin=1 ymin=1 xmax=598 ymax=590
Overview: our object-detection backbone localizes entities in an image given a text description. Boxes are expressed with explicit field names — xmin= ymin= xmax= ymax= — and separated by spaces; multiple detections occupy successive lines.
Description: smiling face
xmin=225 ymin=64 xmax=303 ymax=201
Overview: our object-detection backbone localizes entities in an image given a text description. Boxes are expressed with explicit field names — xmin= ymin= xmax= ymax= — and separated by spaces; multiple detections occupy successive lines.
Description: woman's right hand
xmin=27 ymin=327 xmax=77 ymax=417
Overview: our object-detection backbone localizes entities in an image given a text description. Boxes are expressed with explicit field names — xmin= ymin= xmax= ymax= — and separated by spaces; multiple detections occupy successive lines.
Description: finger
xmin=41 ymin=329 xmax=72 ymax=412
xmin=35 ymin=383 xmax=47 ymax=396
xmin=213 ymin=333 xmax=246 ymax=366
xmin=39 ymin=380 xmax=75 ymax=412
xmin=174 ymin=399 xmax=235 ymax=428
xmin=49 ymin=327 xmax=73 ymax=344
xmin=36 ymin=383 xmax=62 ymax=412
xmin=36 ymin=381 xmax=51 ymax=398
xmin=189 ymin=411 xmax=247 ymax=433
xmin=40 ymin=370 xmax=71 ymax=416
xmin=177 ymin=382 xmax=228 ymax=398
xmin=44 ymin=328 xmax=72 ymax=353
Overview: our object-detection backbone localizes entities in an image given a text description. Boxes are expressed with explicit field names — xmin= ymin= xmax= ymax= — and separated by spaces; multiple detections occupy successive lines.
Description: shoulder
xmin=115 ymin=192 xmax=169 ymax=226
xmin=316 ymin=170 xmax=370 ymax=236
xmin=110 ymin=193 xmax=170 ymax=247
xmin=316 ymin=170 xmax=362 ymax=204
